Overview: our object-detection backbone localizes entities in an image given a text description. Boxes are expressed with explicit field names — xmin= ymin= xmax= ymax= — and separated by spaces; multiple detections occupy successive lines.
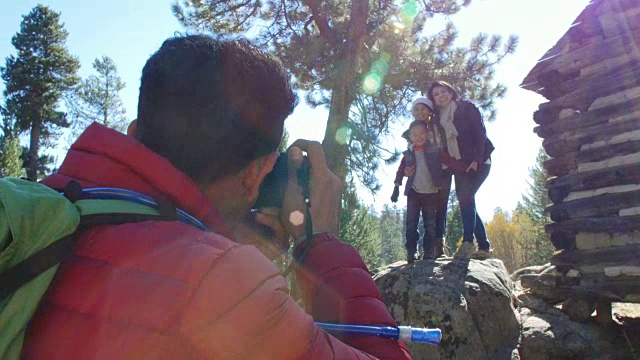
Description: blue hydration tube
xmin=70 ymin=187 xmax=211 ymax=232
xmin=315 ymin=322 xmax=441 ymax=345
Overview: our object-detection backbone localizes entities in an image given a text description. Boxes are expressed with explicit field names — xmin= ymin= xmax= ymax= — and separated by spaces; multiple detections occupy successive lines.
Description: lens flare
xmin=335 ymin=126 xmax=352 ymax=145
xmin=402 ymin=0 xmax=419 ymax=19
xmin=289 ymin=211 xmax=304 ymax=226
xmin=372 ymin=59 xmax=389 ymax=76
xmin=363 ymin=73 xmax=382 ymax=94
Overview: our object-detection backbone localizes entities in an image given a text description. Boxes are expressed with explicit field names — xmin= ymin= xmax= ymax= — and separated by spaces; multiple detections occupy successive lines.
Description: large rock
xmin=516 ymin=291 xmax=613 ymax=359
xmin=374 ymin=258 xmax=520 ymax=360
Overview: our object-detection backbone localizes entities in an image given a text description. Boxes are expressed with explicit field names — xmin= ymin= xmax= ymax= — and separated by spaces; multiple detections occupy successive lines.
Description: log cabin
xmin=520 ymin=0 xmax=640 ymax=323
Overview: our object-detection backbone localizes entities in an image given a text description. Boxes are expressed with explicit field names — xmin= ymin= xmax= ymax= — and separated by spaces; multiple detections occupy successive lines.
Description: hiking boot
xmin=472 ymin=249 xmax=494 ymax=260
xmin=453 ymin=242 xmax=475 ymax=259
xmin=434 ymin=237 xmax=445 ymax=258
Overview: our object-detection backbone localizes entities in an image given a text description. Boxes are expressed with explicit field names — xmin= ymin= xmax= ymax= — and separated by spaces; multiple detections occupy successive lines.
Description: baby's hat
xmin=411 ymin=97 xmax=434 ymax=112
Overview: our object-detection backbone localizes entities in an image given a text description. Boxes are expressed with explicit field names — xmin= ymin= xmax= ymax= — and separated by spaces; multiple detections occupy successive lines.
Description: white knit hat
xmin=411 ymin=97 xmax=434 ymax=112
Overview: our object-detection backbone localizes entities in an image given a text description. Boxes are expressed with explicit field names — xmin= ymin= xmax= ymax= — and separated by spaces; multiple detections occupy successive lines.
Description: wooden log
xmin=604 ymin=266 xmax=640 ymax=277
xmin=547 ymin=162 xmax=640 ymax=199
xmin=542 ymin=59 xmax=640 ymax=105
xmin=547 ymin=189 xmax=640 ymax=222
xmin=564 ymin=183 xmax=640 ymax=203
xmin=545 ymin=215 xmax=640 ymax=235
xmin=551 ymin=244 xmax=640 ymax=267
xmin=595 ymin=299 xmax=613 ymax=325
xmin=545 ymin=68 xmax=640 ymax=113
xmin=529 ymin=30 xmax=640 ymax=98
xmin=575 ymin=232 xmax=613 ymax=251
xmin=579 ymin=264 xmax=640 ymax=277
xmin=537 ymin=69 xmax=579 ymax=89
xmin=534 ymin=103 xmax=640 ymax=141
xmin=598 ymin=4 xmax=640 ymax=38
xmin=538 ymin=92 xmax=640 ymax=135
xmin=543 ymin=152 xmax=578 ymax=177
xmin=520 ymin=0 xmax=640 ymax=91
xmin=545 ymin=141 xmax=640 ymax=189
xmin=563 ymin=297 xmax=597 ymax=322
xmin=543 ymin=117 xmax=640 ymax=158
xmin=533 ymin=124 xmax=554 ymax=139
xmin=532 ymin=107 xmax=562 ymax=126
xmin=578 ymin=151 xmax=640 ymax=173
xmin=580 ymin=274 xmax=640 ymax=302
xmin=580 ymin=53 xmax=638 ymax=79
xmin=578 ymin=139 xmax=640 ymax=163
xmin=575 ymin=231 xmax=640 ymax=252
xmin=549 ymin=230 xmax=576 ymax=250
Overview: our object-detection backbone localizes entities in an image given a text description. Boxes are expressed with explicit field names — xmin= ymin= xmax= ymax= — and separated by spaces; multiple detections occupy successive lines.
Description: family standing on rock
xmin=392 ymin=81 xmax=495 ymax=262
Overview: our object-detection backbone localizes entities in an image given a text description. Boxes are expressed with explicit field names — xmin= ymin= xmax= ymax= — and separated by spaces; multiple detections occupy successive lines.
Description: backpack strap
xmin=0 ymin=182 xmax=208 ymax=301
xmin=0 ymin=234 xmax=74 ymax=300
xmin=0 ymin=211 xmax=187 ymax=301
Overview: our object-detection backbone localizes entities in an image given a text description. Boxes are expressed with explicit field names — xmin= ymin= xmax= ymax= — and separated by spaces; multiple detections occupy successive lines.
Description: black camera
xmin=253 ymin=152 xmax=310 ymax=209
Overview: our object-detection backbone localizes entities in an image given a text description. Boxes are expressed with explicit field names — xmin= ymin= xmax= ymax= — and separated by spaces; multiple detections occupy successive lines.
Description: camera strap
xmin=298 ymin=157 xmax=312 ymax=243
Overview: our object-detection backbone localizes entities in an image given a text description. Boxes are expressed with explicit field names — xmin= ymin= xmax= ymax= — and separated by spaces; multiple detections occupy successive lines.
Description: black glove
xmin=391 ymin=186 xmax=399 ymax=203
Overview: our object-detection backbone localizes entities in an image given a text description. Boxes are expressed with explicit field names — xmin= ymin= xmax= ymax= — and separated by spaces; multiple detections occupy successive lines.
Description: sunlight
xmin=363 ymin=73 xmax=382 ymax=94
xmin=335 ymin=126 xmax=352 ymax=145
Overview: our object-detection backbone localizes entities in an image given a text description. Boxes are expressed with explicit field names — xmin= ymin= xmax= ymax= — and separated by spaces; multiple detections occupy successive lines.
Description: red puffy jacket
xmin=23 ymin=124 xmax=411 ymax=359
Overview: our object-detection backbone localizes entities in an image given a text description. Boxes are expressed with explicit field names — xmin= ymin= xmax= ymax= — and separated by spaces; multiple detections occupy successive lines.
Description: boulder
xmin=374 ymin=258 xmax=520 ymax=360
xmin=515 ymin=291 xmax=613 ymax=359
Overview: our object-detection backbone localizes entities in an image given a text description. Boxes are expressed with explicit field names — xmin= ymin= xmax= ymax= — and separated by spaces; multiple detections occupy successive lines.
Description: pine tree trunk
xmin=322 ymin=0 xmax=368 ymax=183
xmin=27 ymin=122 xmax=41 ymax=180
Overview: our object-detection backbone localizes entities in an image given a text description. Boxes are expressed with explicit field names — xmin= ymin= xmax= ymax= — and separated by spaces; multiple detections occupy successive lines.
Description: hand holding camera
xmin=281 ymin=140 xmax=341 ymax=242
xmin=248 ymin=139 xmax=341 ymax=253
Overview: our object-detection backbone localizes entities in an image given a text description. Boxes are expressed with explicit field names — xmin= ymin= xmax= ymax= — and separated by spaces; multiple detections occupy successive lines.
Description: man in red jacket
xmin=23 ymin=35 xmax=411 ymax=359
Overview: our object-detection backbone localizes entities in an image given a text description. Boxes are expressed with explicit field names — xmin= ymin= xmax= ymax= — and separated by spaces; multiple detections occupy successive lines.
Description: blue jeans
xmin=436 ymin=171 xmax=452 ymax=240
xmin=405 ymin=189 xmax=438 ymax=259
xmin=454 ymin=164 xmax=491 ymax=251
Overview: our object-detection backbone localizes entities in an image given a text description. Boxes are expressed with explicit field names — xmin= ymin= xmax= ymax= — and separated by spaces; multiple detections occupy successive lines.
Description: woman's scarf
xmin=439 ymin=101 xmax=462 ymax=160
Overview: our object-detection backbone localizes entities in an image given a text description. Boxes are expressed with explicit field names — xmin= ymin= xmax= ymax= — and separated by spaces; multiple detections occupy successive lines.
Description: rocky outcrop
xmin=515 ymin=291 xmax=613 ymax=359
xmin=374 ymin=258 xmax=520 ymax=360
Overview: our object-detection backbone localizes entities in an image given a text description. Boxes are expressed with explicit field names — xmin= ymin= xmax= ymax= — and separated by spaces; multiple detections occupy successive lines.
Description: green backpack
xmin=0 ymin=177 xmax=209 ymax=359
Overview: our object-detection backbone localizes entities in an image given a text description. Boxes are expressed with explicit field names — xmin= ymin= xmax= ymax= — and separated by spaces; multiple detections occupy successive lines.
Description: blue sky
xmin=1 ymin=0 xmax=591 ymax=220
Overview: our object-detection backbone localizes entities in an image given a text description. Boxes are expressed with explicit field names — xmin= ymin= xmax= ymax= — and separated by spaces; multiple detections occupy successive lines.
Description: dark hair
xmin=136 ymin=35 xmax=298 ymax=186
xmin=408 ymin=120 xmax=428 ymax=132
xmin=426 ymin=80 xmax=458 ymax=104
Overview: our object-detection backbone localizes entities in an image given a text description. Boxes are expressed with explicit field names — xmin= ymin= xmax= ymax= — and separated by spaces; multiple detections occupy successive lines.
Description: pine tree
xmin=0 ymin=115 xmax=24 ymax=177
xmin=516 ymin=146 xmax=555 ymax=265
xmin=339 ymin=178 xmax=382 ymax=269
xmin=379 ymin=204 xmax=405 ymax=265
xmin=1 ymin=5 xmax=80 ymax=180
xmin=278 ymin=128 xmax=290 ymax=153
xmin=445 ymin=189 xmax=463 ymax=252
xmin=66 ymin=56 xmax=128 ymax=137
xmin=172 ymin=0 xmax=518 ymax=190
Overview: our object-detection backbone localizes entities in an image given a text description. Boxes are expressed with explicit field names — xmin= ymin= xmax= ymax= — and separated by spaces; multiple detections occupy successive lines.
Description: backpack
xmin=0 ymin=177 xmax=209 ymax=360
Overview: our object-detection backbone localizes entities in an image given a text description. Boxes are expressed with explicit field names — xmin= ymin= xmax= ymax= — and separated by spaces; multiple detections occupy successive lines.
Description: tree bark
xmin=322 ymin=0 xmax=368 ymax=182
xmin=27 ymin=122 xmax=41 ymax=181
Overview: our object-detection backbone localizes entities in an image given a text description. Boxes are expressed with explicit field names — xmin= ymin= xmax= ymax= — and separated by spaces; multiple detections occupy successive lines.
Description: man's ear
xmin=127 ymin=119 xmax=137 ymax=137
xmin=242 ymin=152 xmax=279 ymax=200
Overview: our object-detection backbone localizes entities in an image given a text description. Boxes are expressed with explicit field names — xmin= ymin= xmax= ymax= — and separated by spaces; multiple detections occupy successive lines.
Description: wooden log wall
xmin=521 ymin=0 xmax=640 ymax=302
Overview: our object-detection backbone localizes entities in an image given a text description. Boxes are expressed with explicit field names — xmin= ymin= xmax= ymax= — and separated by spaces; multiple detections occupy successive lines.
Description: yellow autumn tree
xmin=486 ymin=209 xmax=536 ymax=273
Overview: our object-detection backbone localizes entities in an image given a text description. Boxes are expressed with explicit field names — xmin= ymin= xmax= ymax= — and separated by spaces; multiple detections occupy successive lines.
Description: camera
xmin=253 ymin=152 xmax=310 ymax=209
